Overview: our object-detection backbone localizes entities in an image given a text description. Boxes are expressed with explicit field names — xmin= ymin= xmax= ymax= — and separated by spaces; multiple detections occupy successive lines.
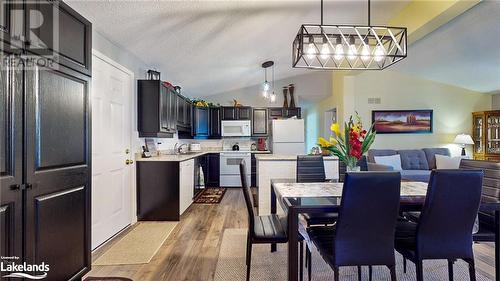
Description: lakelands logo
xmin=1 ymin=256 xmax=49 ymax=280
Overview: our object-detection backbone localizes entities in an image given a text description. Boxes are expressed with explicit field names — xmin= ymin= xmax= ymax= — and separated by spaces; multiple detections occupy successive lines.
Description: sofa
xmin=367 ymin=148 xmax=451 ymax=182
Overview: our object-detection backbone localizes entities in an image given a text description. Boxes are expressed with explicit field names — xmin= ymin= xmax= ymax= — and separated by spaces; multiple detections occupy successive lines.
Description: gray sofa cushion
xmin=422 ymin=148 xmax=451 ymax=170
xmin=367 ymin=149 xmax=397 ymax=163
xmin=397 ymin=150 xmax=430 ymax=170
xmin=400 ymin=170 xmax=431 ymax=182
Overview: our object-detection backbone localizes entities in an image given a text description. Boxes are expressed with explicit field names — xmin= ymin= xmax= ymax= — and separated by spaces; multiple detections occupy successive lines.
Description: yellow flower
xmin=330 ymin=123 xmax=340 ymax=135
xmin=318 ymin=137 xmax=332 ymax=148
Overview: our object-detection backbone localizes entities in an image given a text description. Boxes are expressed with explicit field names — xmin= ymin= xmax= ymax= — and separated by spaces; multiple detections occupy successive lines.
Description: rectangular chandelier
xmin=292 ymin=25 xmax=407 ymax=70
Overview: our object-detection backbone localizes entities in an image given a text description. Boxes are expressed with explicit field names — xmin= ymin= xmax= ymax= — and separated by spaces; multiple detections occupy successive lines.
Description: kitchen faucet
xmin=174 ymin=143 xmax=188 ymax=155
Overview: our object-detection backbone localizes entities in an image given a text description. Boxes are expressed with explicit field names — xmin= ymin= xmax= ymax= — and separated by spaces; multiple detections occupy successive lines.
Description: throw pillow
xmin=435 ymin=154 xmax=461 ymax=169
xmin=374 ymin=155 xmax=402 ymax=171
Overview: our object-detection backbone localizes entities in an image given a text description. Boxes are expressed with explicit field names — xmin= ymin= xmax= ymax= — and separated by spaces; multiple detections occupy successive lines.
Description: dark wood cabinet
xmin=209 ymin=107 xmax=221 ymax=138
xmin=0 ymin=50 xmax=23 ymax=273
xmin=176 ymin=95 xmax=192 ymax=133
xmin=0 ymin=3 xmax=92 ymax=279
xmin=138 ymin=80 xmax=176 ymax=138
xmin=24 ymin=63 xmax=91 ymax=281
xmin=221 ymin=106 xmax=237 ymax=120
xmin=221 ymin=106 xmax=251 ymax=120
xmin=237 ymin=106 xmax=252 ymax=120
xmin=285 ymin=108 xmax=301 ymax=118
xmin=252 ymin=108 xmax=268 ymax=136
xmin=193 ymin=107 xmax=209 ymax=139
xmin=268 ymin=107 xmax=301 ymax=119
xmin=206 ymin=153 xmax=220 ymax=188
xmin=25 ymin=0 xmax=92 ymax=75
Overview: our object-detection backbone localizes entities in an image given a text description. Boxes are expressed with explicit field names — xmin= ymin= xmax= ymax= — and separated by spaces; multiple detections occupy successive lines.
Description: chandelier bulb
xmin=306 ymin=43 xmax=316 ymax=59
xmin=361 ymin=45 xmax=371 ymax=62
xmin=263 ymin=81 xmax=270 ymax=92
xmin=374 ymin=45 xmax=385 ymax=62
xmin=333 ymin=44 xmax=344 ymax=61
xmin=270 ymin=92 xmax=276 ymax=103
xmin=320 ymin=43 xmax=330 ymax=60
xmin=262 ymin=90 xmax=269 ymax=99
xmin=347 ymin=44 xmax=357 ymax=61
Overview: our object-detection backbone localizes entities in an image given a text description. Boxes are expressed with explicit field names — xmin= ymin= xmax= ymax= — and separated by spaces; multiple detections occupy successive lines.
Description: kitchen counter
xmin=256 ymin=154 xmax=339 ymax=215
xmin=136 ymin=150 xmax=272 ymax=162
xmin=255 ymin=154 xmax=338 ymax=161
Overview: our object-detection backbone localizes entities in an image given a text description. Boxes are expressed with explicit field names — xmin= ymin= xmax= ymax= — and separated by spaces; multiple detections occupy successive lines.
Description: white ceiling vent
xmin=368 ymin=97 xmax=381 ymax=104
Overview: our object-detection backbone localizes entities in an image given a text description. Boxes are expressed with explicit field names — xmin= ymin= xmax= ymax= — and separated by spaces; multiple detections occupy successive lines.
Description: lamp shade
xmin=453 ymin=134 xmax=474 ymax=145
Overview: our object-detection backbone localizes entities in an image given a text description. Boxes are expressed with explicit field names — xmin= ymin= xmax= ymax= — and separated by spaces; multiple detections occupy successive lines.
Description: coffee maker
xmin=257 ymin=138 xmax=267 ymax=151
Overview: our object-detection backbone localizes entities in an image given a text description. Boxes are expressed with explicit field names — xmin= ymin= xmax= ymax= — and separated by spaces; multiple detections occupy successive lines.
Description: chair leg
xmin=246 ymin=236 xmax=252 ymax=281
xmin=307 ymin=245 xmax=312 ymax=281
xmin=448 ymin=259 xmax=454 ymax=281
xmin=369 ymin=265 xmax=373 ymax=281
xmin=357 ymin=266 xmax=362 ymax=281
xmin=467 ymin=258 xmax=477 ymax=281
xmin=415 ymin=260 xmax=424 ymax=281
xmin=403 ymin=256 xmax=407 ymax=273
xmin=388 ymin=265 xmax=397 ymax=281
xmin=300 ymin=241 xmax=304 ymax=281
xmin=334 ymin=267 xmax=340 ymax=281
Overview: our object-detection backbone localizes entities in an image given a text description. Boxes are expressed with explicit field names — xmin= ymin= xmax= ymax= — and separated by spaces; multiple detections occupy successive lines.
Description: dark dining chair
xmin=395 ymin=170 xmax=483 ymax=281
xmin=307 ymin=172 xmax=402 ymax=281
xmin=297 ymin=155 xmax=337 ymax=226
xmin=240 ymin=160 xmax=306 ymax=281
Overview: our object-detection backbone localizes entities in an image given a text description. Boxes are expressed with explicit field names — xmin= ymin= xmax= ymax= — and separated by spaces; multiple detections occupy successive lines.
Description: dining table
xmin=270 ymin=179 xmax=500 ymax=281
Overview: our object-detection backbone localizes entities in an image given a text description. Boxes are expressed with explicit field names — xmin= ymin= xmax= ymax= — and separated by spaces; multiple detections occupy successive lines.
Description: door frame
xmin=91 ymin=49 xmax=137 ymax=227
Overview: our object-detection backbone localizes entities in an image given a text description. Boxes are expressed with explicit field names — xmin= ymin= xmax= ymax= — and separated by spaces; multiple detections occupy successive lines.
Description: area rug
xmin=93 ymin=222 xmax=177 ymax=265
xmin=83 ymin=277 xmax=133 ymax=281
xmin=214 ymin=228 xmax=492 ymax=281
xmin=194 ymin=188 xmax=226 ymax=204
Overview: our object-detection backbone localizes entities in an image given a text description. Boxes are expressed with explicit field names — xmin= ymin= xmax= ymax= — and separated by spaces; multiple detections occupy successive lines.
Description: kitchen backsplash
xmin=137 ymin=136 xmax=268 ymax=152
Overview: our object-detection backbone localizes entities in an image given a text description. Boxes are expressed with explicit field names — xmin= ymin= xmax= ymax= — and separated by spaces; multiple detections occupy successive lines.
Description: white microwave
xmin=221 ymin=120 xmax=251 ymax=137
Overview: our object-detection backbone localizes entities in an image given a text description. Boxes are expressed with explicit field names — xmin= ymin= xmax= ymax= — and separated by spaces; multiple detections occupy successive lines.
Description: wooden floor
xmin=85 ymin=189 xmax=496 ymax=281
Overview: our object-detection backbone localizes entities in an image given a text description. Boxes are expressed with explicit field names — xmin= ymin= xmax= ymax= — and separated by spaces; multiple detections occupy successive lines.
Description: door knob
xmin=126 ymin=159 xmax=134 ymax=165
xmin=10 ymin=184 xmax=21 ymax=191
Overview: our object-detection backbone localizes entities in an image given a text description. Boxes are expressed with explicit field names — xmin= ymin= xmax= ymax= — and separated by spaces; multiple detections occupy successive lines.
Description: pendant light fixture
xmin=261 ymin=61 xmax=276 ymax=103
xmin=292 ymin=0 xmax=407 ymax=70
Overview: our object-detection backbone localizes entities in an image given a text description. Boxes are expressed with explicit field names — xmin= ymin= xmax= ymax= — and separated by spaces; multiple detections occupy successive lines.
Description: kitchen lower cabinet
xmin=179 ymin=160 xmax=195 ymax=215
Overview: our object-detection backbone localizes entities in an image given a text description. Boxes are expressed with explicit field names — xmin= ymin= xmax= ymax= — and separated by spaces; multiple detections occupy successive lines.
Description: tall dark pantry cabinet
xmin=1 ymin=1 xmax=92 ymax=280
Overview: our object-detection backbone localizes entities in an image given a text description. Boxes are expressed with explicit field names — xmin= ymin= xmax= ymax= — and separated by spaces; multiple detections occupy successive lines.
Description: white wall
xmin=493 ymin=93 xmax=500 ymax=110
xmin=310 ymin=71 xmax=492 ymax=156
xmin=200 ymin=71 xmax=333 ymax=107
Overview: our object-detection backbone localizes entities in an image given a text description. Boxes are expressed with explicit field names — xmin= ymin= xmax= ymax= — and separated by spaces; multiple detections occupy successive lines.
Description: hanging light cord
xmin=320 ymin=0 xmax=323 ymax=26
xmin=368 ymin=0 xmax=371 ymax=26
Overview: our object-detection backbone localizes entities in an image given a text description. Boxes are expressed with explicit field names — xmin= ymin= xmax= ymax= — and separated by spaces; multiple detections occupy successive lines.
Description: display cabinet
xmin=472 ymin=110 xmax=500 ymax=161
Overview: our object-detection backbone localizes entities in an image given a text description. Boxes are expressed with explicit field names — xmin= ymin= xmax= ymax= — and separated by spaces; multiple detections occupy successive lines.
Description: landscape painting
xmin=372 ymin=110 xmax=433 ymax=134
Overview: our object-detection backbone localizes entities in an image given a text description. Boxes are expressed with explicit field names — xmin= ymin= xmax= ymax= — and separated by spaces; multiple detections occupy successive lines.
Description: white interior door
xmin=91 ymin=52 xmax=134 ymax=250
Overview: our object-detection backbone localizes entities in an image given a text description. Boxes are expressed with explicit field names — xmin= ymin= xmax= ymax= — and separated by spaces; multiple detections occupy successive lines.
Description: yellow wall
xmin=307 ymin=71 xmax=492 ymax=156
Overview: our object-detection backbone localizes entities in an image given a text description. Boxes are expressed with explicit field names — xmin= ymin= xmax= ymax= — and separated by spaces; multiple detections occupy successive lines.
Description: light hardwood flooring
xmin=85 ymin=189 xmax=496 ymax=281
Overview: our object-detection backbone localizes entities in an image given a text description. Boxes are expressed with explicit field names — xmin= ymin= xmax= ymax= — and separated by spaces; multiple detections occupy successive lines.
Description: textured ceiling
xmin=67 ymin=0 xmax=410 ymax=97
xmin=393 ymin=1 xmax=500 ymax=93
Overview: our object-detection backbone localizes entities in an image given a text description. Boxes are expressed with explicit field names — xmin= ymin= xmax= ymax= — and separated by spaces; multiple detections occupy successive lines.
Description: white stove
xmin=220 ymin=140 xmax=252 ymax=187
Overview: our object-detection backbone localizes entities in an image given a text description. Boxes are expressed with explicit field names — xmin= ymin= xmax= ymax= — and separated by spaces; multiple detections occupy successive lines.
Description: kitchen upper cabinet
xmin=176 ymin=95 xmax=191 ymax=133
xmin=237 ymin=106 xmax=252 ymax=120
xmin=24 ymin=63 xmax=91 ymax=281
xmin=252 ymin=108 xmax=268 ymax=136
xmin=25 ymin=0 xmax=92 ymax=75
xmin=193 ymin=107 xmax=209 ymax=139
xmin=268 ymin=107 xmax=301 ymax=119
xmin=209 ymin=107 xmax=221 ymax=138
xmin=221 ymin=106 xmax=252 ymax=120
xmin=0 ymin=50 xmax=23 ymax=270
xmin=221 ymin=106 xmax=237 ymax=120
xmin=285 ymin=108 xmax=301 ymax=118
xmin=138 ymin=80 xmax=175 ymax=138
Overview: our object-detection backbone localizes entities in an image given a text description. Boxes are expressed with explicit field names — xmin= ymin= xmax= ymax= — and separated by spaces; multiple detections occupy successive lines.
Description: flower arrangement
xmin=318 ymin=113 xmax=376 ymax=171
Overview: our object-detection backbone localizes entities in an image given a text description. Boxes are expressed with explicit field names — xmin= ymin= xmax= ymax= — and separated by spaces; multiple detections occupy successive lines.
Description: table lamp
xmin=453 ymin=134 xmax=474 ymax=156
